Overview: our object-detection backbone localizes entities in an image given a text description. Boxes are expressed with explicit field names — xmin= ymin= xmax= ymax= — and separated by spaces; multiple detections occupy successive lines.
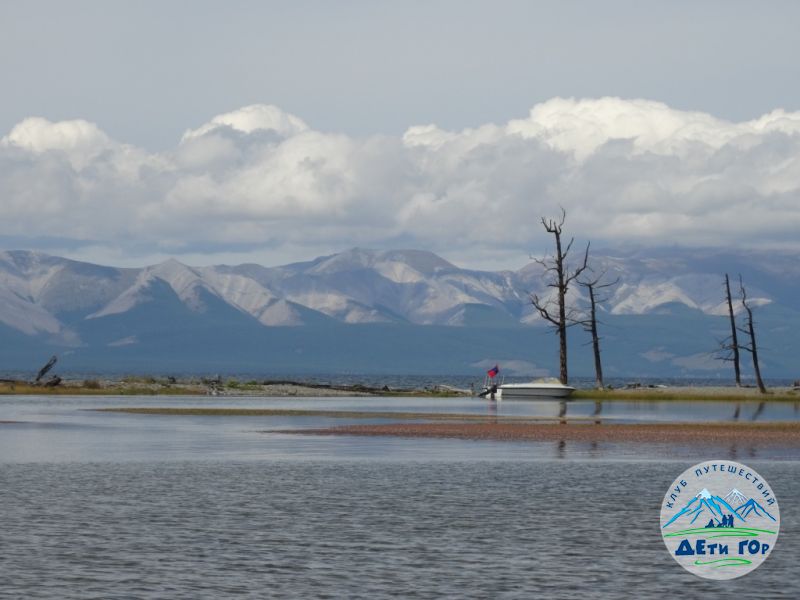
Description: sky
xmin=1 ymin=0 xmax=799 ymax=270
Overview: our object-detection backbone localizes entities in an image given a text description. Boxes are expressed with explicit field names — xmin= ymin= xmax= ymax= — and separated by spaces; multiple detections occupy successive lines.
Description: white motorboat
xmin=496 ymin=381 xmax=575 ymax=399
xmin=479 ymin=379 xmax=575 ymax=400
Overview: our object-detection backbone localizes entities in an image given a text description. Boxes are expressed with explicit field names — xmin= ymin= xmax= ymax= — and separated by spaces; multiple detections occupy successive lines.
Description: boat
xmin=495 ymin=381 xmax=575 ymax=399
xmin=479 ymin=378 xmax=575 ymax=400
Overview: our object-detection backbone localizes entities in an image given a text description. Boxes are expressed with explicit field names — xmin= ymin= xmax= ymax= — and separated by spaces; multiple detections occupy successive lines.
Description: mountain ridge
xmin=0 ymin=247 xmax=797 ymax=376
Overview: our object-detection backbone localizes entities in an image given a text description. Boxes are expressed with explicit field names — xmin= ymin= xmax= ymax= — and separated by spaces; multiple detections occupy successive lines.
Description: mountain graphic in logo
xmin=663 ymin=487 xmax=776 ymax=528
xmin=735 ymin=498 xmax=777 ymax=522
xmin=663 ymin=488 xmax=743 ymax=528
xmin=723 ymin=487 xmax=747 ymax=507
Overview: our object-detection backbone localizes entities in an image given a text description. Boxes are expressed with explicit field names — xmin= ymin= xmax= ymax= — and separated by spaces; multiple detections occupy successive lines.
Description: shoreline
xmin=0 ymin=378 xmax=798 ymax=400
xmin=0 ymin=379 xmax=461 ymax=398
xmin=572 ymin=386 xmax=800 ymax=402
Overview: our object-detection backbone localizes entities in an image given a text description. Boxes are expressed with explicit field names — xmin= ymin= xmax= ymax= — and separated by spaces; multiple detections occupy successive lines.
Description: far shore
xmin=0 ymin=378 xmax=799 ymax=401
xmin=0 ymin=378 xmax=455 ymax=398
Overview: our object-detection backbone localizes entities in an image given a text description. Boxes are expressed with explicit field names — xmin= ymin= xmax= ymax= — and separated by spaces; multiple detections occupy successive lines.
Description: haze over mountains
xmin=0 ymin=247 xmax=797 ymax=378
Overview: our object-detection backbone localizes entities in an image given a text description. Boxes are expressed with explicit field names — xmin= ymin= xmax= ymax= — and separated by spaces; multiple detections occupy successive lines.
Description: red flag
xmin=487 ymin=365 xmax=499 ymax=378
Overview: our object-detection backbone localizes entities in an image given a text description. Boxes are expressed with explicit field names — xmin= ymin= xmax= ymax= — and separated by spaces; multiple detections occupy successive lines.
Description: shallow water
xmin=2 ymin=395 xmax=800 ymax=463
xmin=1 ymin=395 xmax=799 ymax=598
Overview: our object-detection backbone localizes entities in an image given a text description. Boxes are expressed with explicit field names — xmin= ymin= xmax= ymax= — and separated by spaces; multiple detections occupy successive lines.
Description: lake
xmin=1 ymin=395 xmax=798 ymax=598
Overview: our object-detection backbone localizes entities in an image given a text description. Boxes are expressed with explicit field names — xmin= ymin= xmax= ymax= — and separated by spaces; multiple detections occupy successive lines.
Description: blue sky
xmin=1 ymin=1 xmax=799 ymax=268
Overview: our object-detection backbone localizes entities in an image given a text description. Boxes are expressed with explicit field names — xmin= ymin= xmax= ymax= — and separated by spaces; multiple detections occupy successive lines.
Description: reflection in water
xmin=593 ymin=400 xmax=603 ymax=425
xmin=556 ymin=439 xmax=566 ymax=459
xmin=726 ymin=443 xmax=764 ymax=460
xmin=589 ymin=440 xmax=599 ymax=458
xmin=1 ymin=395 xmax=799 ymax=464
xmin=487 ymin=401 xmax=498 ymax=421
xmin=10 ymin=393 xmax=794 ymax=424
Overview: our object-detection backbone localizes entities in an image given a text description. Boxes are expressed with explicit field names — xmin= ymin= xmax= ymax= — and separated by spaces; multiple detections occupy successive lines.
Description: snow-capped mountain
xmin=0 ymin=247 xmax=798 ymax=375
xmin=1 ymin=246 xmax=786 ymax=331
xmin=723 ymin=488 xmax=748 ymax=507
xmin=664 ymin=488 xmax=778 ymax=529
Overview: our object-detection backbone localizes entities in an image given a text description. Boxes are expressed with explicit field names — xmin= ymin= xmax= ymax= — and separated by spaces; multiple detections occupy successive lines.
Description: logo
xmin=660 ymin=460 xmax=780 ymax=580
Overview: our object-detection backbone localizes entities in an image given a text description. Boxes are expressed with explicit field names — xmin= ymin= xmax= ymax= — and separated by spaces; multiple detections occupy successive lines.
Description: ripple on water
xmin=0 ymin=461 xmax=797 ymax=599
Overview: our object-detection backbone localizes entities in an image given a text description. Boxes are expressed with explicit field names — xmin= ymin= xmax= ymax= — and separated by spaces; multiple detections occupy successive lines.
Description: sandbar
xmin=294 ymin=421 xmax=800 ymax=445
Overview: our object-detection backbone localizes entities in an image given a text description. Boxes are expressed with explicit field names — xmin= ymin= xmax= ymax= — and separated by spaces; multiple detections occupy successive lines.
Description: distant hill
xmin=0 ymin=247 xmax=797 ymax=378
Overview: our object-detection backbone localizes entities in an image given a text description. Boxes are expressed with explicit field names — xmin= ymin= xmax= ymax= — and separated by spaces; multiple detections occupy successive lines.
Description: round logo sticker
xmin=660 ymin=460 xmax=780 ymax=580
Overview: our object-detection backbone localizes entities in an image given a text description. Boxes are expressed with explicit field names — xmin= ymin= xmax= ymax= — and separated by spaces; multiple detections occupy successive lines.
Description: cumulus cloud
xmin=2 ymin=98 xmax=800 ymax=267
xmin=181 ymin=104 xmax=309 ymax=141
xmin=2 ymin=117 xmax=112 ymax=170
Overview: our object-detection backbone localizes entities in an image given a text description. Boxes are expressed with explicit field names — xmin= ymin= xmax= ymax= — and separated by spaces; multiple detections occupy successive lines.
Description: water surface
xmin=1 ymin=395 xmax=798 ymax=598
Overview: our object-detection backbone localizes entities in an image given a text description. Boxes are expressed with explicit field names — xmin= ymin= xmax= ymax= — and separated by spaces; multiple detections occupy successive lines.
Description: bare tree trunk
xmin=724 ymin=274 xmax=742 ymax=387
xmin=586 ymin=285 xmax=604 ymax=389
xmin=745 ymin=309 xmax=767 ymax=394
xmin=553 ymin=227 xmax=569 ymax=385
xmin=739 ymin=277 xmax=767 ymax=394
xmin=578 ymin=273 xmax=618 ymax=390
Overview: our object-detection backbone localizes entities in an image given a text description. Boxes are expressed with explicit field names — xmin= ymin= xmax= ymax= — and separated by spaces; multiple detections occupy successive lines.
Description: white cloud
xmin=2 ymin=116 xmax=113 ymax=170
xmin=181 ymin=104 xmax=308 ymax=141
xmin=3 ymin=117 xmax=111 ymax=154
xmin=2 ymin=98 xmax=800 ymax=267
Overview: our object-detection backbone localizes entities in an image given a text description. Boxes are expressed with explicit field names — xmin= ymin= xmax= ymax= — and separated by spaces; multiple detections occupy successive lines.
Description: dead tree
xmin=530 ymin=209 xmax=589 ymax=385
xmin=718 ymin=274 xmax=742 ymax=386
xmin=738 ymin=276 xmax=767 ymax=394
xmin=578 ymin=272 xmax=619 ymax=389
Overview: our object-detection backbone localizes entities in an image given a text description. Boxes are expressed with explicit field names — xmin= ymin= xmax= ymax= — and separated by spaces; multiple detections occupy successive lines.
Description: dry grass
xmin=572 ymin=387 xmax=800 ymax=402
xmin=0 ymin=382 xmax=200 ymax=396
xmin=2 ymin=379 xmax=798 ymax=401
xmin=0 ymin=380 xmax=463 ymax=398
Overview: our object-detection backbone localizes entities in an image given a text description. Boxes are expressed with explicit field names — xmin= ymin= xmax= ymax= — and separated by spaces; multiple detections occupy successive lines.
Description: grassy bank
xmin=2 ymin=378 xmax=798 ymax=401
xmin=0 ymin=381 xmax=201 ymax=396
xmin=0 ymin=379 xmax=463 ymax=397
xmin=572 ymin=387 xmax=800 ymax=402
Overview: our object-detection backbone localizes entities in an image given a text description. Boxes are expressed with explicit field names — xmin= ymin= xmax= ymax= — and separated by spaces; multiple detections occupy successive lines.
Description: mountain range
xmin=0 ymin=247 xmax=798 ymax=377
xmin=663 ymin=488 xmax=777 ymax=528
xmin=663 ymin=489 xmax=744 ymax=528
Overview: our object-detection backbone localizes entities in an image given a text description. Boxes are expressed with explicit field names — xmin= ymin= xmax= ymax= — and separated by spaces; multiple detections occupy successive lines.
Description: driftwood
xmin=35 ymin=355 xmax=58 ymax=384
xmin=44 ymin=375 xmax=62 ymax=387
xmin=202 ymin=374 xmax=223 ymax=396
